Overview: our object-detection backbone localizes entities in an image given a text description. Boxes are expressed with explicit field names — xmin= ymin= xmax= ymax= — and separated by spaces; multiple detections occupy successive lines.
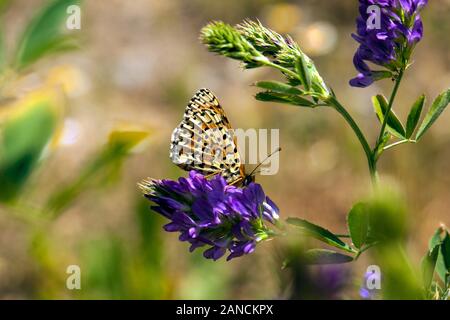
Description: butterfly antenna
xmin=248 ymin=147 xmax=281 ymax=177
xmin=250 ymin=169 xmax=263 ymax=175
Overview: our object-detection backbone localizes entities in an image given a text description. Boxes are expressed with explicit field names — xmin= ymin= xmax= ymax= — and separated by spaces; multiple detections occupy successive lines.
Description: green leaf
xmin=200 ymin=21 xmax=268 ymax=69
xmin=294 ymin=54 xmax=311 ymax=91
xmin=429 ymin=227 xmax=444 ymax=250
xmin=416 ymin=89 xmax=450 ymax=140
xmin=286 ymin=217 xmax=356 ymax=253
xmin=0 ymin=89 xmax=62 ymax=202
xmin=347 ymin=202 xmax=369 ymax=249
xmin=427 ymin=226 xmax=448 ymax=285
xmin=441 ymin=232 xmax=450 ymax=285
xmin=364 ymin=187 xmax=408 ymax=243
xmin=255 ymin=91 xmax=314 ymax=107
xmin=374 ymin=131 xmax=391 ymax=159
xmin=15 ymin=0 xmax=81 ymax=70
xmin=421 ymin=244 xmax=440 ymax=290
xmin=435 ymin=253 xmax=447 ymax=285
xmin=304 ymin=249 xmax=353 ymax=265
xmin=372 ymin=94 xmax=406 ymax=139
xmin=405 ymin=95 xmax=425 ymax=138
xmin=254 ymin=81 xmax=303 ymax=95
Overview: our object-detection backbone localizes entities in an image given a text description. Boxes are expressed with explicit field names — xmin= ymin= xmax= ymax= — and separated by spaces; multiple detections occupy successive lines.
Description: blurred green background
xmin=0 ymin=0 xmax=449 ymax=299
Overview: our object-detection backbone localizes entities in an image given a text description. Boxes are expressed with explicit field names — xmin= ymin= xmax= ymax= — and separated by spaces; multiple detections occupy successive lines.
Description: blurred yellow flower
xmin=265 ymin=3 xmax=302 ymax=33
xmin=108 ymin=123 xmax=152 ymax=153
xmin=45 ymin=64 xmax=89 ymax=97
xmin=0 ymin=86 xmax=64 ymax=125
xmin=295 ymin=22 xmax=338 ymax=56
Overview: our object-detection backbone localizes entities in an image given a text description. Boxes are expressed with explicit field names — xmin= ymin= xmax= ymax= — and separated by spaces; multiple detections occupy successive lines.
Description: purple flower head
xmin=350 ymin=0 xmax=428 ymax=87
xmin=359 ymin=270 xmax=382 ymax=299
xmin=311 ymin=265 xmax=350 ymax=300
xmin=139 ymin=171 xmax=279 ymax=261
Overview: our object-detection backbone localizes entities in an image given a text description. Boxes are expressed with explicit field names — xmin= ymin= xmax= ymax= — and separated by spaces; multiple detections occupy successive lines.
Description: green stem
xmin=264 ymin=59 xmax=378 ymax=182
xmin=264 ymin=61 xmax=302 ymax=82
xmin=355 ymin=242 xmax=379 ymax=260
xmin=327 ymin=96 xmax=376 ymax=181
xmin=383 ymin=139 xmax=416 ymax=151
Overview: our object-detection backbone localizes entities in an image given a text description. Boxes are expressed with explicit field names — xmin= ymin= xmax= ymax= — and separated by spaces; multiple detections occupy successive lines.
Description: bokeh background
xmin=0 ymin=0 xmax=449 ymax=299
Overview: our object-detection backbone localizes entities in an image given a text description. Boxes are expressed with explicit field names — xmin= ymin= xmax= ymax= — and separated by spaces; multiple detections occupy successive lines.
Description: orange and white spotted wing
xmin=169 ymin=88 xmax=245 ymax=185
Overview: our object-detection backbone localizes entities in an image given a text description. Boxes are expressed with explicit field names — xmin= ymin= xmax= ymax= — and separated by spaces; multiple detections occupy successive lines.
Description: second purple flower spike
xmin=350 ymin=0 xmax=428 ymax=87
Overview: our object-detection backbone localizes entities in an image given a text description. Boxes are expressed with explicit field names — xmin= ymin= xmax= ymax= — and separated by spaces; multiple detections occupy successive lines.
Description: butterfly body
xmin=169 ymin=88 xmax=248 ymax=186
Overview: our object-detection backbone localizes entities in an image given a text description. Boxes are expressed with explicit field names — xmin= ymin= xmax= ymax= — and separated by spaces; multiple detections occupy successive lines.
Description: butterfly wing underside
xmin=169 ymin=88 xmax=245 ymax=184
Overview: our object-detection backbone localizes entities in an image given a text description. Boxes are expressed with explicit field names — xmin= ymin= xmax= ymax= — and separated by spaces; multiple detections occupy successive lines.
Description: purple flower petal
xmin=350 ymin=73 xmax=375 ymax=88
xmin=141 ymin=170 xmax=279 ymax=261
xmin=350 ymin=0 xmax=428 ymax=88
xmin=203 ymin=246 xmax=227 ymax=261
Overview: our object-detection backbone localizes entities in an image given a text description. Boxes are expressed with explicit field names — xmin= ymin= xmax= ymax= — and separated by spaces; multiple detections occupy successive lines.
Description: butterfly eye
xmin=243 ymin=175 xmax=255 ymax=186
